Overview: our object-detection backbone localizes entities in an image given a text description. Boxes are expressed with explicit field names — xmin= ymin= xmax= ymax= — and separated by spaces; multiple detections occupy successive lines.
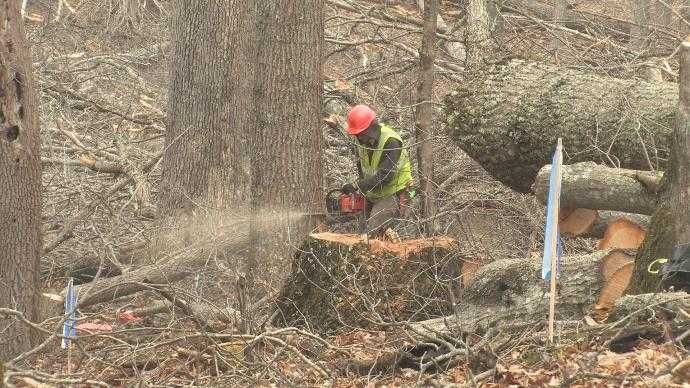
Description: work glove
xmin=341 ymin=182 xmax=358 ymax=194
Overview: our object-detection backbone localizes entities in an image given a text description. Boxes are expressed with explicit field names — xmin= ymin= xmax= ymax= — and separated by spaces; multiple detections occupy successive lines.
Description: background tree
xmin=630 ymin=0 xmax=651 ymax=52
xmin=160 ymin=0 xmax=255 ymax=218
xmin=0 ymin=0 xmax=42 ymax=359
xmin=415 ymin=0 xmax=439 ymax=233
xmin=549 ymin=0 xmax=568 ymax=54
xmin=465 ymin=0 xmax=495 ymax=70
xmin=161 ymin=0 xmax=324 ymax=315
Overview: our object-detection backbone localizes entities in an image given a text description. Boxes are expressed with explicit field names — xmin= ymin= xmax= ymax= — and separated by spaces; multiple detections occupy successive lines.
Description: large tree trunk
xmin=246 ymin=0 xmax=324 ymax=289
xmin=533 ymin=162 xmax=660 ymax=215
xmin=159 ymin=0 xmax=254 ymax=216
xmin=443 ymin=60 xmax=676 ymax=193
xmin=628 ymin=38 xmax=690 ymax=295
xmin=0 ymin=0 xmax=42 ymax=358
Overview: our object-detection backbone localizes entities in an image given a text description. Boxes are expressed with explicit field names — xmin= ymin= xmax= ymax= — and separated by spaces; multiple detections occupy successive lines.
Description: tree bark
xmin=465 ymin=0 xmax=495 ymax=70
xmin=0 ymin=0 xmax=42 ymax=359
xmin=532 ymin=162 xmax=660 ymax=215
xmin=628 ymin=38 xmax=690 ymax=294
xmin=159 ymin=0 xmax=254 ymax=217
xmin=588 ymin=211 xmax=650 ymax=239
xmin=247 ymin=0 xmax=324 ymax=265
xmin=274 ymin=233 xmax=461 ymax=333
xmin=672 ymin=38 xmax=690 ymax=257
xmin=443 ymin=59 xmax=676 ymax=193
xmin=408 ymin=250 xmax=612 ymax=336
xmin=415 ymin=0 xmax=439 ymax=233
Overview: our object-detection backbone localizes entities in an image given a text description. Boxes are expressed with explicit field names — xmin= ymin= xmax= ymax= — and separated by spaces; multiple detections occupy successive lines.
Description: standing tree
xmin=161 ymin=0 xmax=324 ymax=309
xmin=549 ymin=0 xmax=568 ymax=55
xmin=630 ymin=0 xmax=651 ymax=52
xmin=415 ymin=0 xmax=439 ymax=233
xmin=246 ymin=0 xmax=324 ymax=294
xmin=628 ymin=38 xmax=690 ymax=294
xmin=465 ymin=0 xmax=495 ymax=70
xmin=0 ymin=0 xmax=42 ymax=358
xmin=160 ymin=0 xmax=255 ymax=218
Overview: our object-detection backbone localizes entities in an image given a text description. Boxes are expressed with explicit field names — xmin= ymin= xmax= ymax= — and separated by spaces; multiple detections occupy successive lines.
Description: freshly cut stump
xmin=273 ymin=233 xmax=465 ymax=333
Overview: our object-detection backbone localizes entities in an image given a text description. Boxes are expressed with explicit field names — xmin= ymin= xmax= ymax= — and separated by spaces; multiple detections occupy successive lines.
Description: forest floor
xmin=4 ymin=0 xmax=688 ymax=386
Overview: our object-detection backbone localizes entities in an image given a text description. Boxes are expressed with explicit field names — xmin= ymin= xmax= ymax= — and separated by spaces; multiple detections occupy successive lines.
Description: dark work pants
xmin=363 ymin=191 xmax=408 ymax=236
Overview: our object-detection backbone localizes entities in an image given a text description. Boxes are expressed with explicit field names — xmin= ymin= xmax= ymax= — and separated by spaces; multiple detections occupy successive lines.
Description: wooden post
xmin=547 ymin=138 xmax=563 ymax=343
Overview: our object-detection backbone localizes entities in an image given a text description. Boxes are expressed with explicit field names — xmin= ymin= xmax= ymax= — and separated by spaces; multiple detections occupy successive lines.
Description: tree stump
xmin=273 ymin=233 xmax=465 ymax=333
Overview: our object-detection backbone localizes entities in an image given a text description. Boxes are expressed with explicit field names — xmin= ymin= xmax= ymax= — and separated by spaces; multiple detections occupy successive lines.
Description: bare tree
xmin=630 ymin=0 xmax=651 ymax=52
xmin=160 ymin=1 xmax=254 ymax=217
xmin=0 ymin=0 xmax=42 ymax=358
xmin=415 ymin=0 xmax=439 ymax=233
xmin=628 ymin=37 xmax=690 ymax=293
xmin=465 ymin=0 xmax=495 ymax=70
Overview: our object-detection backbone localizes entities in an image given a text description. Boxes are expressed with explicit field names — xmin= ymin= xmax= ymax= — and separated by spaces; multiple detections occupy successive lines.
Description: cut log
xmin=600 ymin=250 xmax=635 ymax=282
xmin=597 ymin=219 xmax=646 ymax=251
xmin=558 ymin=209 xmax=650 ymax=239
xmin=533 ymin=162 xmax=660 ymax=215
xmin=589 ymin=211 xmax=650 ymax=239
xmin=593 ymin=262 xmax=634 ymax=321
xmin=273 ymin=233 xmax=465 ymax=333
xmin=461 ymin=260 xmax=480 ymax=287
xmin=408 ymin=250 xmax=613 ymax=337
xmin=559 ymin=208 xmax=598 ymax=237
xmin=610 ymin=292 xmax=690 ymax=324
xmin=444 ymin=60 xmax=675 ymax=193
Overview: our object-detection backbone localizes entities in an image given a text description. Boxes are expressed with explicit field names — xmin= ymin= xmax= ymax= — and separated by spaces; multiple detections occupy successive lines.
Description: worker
xmin=341 ymin=104 xmax=413 ymax=237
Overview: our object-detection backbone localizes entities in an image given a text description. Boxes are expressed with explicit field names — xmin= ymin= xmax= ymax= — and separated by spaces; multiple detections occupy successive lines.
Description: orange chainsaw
xmin=325 ymin=189 xmax=366 ymax=216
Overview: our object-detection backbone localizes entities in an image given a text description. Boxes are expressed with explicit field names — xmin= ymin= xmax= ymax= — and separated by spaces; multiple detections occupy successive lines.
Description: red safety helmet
xmin=346 ymin=104 xmax=376 ymax=135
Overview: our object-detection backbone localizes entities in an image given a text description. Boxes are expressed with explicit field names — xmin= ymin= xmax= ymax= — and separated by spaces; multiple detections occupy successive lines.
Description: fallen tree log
xmin=533 ymin=162 xmax=661 ymax=215
xmin=443 ymin=60 xmax=675 ymax=193
xmin=407 ymin=250 xmax=614 ymax=337
xmin=273 ymin=233 xmax=464 ymax=333
xmin=409 ymin=265 xmax=689 ymax=346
